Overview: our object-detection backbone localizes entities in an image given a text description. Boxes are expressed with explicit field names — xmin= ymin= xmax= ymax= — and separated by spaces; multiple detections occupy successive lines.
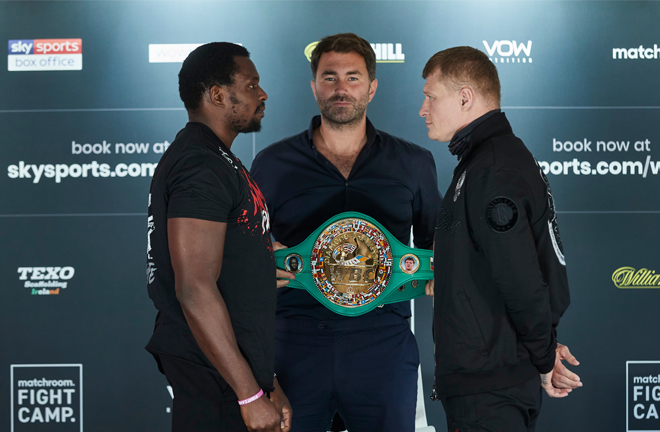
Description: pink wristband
xmin=238 ymin=389 xmax=264 ymax=406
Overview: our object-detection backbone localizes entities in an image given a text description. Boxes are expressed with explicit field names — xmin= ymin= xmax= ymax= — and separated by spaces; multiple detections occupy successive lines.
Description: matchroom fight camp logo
xmin=627 ymin=361 xmax=660 ymax=431
xmin=8 ymin=39 xmax=82 ymax=71
xmin=10 ymin=364 xmax=83 ymax=432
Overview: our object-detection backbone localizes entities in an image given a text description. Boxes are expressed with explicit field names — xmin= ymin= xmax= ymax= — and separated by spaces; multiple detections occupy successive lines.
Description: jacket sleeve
xmin=467 ymin=168 xmax=556 ymax=374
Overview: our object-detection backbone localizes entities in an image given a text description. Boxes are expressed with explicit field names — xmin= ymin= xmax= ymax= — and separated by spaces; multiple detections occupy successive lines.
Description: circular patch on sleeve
xmin=486 ymin=197 xmax=519 ymax=233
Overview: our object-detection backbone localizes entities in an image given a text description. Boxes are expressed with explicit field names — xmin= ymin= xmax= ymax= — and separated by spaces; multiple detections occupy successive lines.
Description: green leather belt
xmin=274 ymin=212 xmax=433 ymax=316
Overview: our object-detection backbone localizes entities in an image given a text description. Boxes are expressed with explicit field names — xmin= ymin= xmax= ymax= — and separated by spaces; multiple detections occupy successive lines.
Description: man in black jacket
xmin=419 ymin=46 xmax=582 ymax=431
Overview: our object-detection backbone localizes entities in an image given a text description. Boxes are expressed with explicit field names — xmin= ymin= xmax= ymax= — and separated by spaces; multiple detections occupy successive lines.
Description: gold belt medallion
xmin=310 ymin=218 xmax=393 ymax=308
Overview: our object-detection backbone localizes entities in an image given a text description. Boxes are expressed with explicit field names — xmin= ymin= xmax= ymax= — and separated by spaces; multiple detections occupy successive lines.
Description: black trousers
xmin=441 ymin=376 xmax=543 ymax=432
xmin=156 ymin=354 xmax=248 ymax=432
xmin=275 ymin=314 xmax=419 ymax=432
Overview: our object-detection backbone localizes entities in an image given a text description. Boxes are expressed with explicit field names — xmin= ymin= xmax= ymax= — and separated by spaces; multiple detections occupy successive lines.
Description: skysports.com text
xmin=539 ymin=155 xmax=660 ymax=177
xmin=7 ymin=161 xmax=157 ymax=183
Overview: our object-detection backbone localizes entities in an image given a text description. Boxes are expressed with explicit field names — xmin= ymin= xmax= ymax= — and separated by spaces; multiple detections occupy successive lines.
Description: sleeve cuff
xmin=534 ymin=352 xmax=556 ymax=374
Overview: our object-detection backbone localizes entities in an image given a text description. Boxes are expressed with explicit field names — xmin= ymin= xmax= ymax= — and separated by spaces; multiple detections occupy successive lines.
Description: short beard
xmin=233 ymin=118 xmax=262 ymax=134
xmin=229 ymin=93 xmax=264 ymax=133
xmin=317 ymin=87 xmax=370 ymax=130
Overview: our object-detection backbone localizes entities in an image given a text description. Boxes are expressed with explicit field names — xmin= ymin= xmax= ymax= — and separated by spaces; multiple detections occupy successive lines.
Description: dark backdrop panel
xmin=2 ymin=1 xmax=659 ymax=431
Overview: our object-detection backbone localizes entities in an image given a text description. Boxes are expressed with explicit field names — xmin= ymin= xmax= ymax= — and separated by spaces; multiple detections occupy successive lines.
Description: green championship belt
xmin=274 ymin=212 xmax=433 ymax=316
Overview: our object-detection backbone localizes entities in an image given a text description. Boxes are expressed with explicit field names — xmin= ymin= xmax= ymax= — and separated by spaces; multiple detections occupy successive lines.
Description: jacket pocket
xmin=459 ymin=291 xmax=489 ymax=357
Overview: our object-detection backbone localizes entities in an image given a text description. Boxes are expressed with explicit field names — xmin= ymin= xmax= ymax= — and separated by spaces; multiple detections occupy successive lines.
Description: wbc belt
xmin=274 ymin=212 xmax=433 ymax=317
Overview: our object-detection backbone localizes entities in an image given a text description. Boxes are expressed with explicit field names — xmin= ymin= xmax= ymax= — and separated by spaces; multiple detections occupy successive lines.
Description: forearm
xmin=177 ymin=282 xmax=260 ymax=400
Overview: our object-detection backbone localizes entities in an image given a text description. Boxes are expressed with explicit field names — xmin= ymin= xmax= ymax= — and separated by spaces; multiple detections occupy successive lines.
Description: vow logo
xmin=483 ymin=40 xmax=533 ymax=64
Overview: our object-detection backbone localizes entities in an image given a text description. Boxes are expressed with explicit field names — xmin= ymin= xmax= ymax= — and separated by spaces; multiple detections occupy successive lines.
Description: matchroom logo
xmin=304 ymin=41 xmax=405 ymax=63
xmin=627 ymin=361 xmax=660 ymax=431
xmin=613 ymin=45 xmax=660 ymax=60
xmin=10 ymin=364 xmax=83 ymax=432
xmin=8 ymin=39 xmax=82 ymax=71
xmin=613 ymin=267 xmax=660 ymax=289
xmin=482 ymin=40 xmax=532 ymax=64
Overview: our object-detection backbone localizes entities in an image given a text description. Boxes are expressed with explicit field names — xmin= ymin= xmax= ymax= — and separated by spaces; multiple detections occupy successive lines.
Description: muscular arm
xmin=169 ymin=218 xmax=282 ymax=430
xmin=168 ymin=217 xmax=261 ymax=400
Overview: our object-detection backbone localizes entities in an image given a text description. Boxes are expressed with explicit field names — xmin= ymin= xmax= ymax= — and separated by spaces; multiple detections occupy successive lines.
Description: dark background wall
xmin=1 ymin=1 xmax=659 ymax=431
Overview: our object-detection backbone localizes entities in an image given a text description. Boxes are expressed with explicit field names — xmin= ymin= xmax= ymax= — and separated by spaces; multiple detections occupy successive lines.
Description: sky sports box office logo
xmin=8 ymin=39 xmax=82 ymax=71
xmin=11 ymin=364 xmax=82 ymax=432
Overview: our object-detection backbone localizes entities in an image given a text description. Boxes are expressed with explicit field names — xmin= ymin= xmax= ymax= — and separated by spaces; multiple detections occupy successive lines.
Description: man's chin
xmin=238 ymin=119 xmax=262 ymax=134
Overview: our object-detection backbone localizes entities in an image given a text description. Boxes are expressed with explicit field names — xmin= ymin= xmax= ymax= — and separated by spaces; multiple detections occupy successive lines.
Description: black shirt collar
xmin=306 ymin=115 xmax=382 ymax=149
xmin=186 ymin=121 xmax=231 ymax=153
xmin=448 ymin=110 xmax=512 ymax=161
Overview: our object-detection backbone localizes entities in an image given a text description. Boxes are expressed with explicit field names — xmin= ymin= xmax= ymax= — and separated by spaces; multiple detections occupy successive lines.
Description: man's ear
xmin=367 ymin=78 xmax=378 ymax=103
xmin=310 ymin=80 xmax=318 ymax=101
xmin=459 ymin=87 xmax=474 ymax=111
xmin=208 ymin=85 xmax=225 ymax=107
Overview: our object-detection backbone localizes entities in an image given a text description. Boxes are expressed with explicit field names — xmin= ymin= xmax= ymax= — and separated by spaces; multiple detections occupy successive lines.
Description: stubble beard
xmin=317 ymin=90 xmax=370 ymax=131
xmin=229 ymin=93 xmax=264 ymax=134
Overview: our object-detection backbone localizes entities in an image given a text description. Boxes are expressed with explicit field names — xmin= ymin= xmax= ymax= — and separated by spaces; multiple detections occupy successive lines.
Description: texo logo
xmin=483 ymin=40 xmax=533 ymax=63
xmin=17 ymin=266 xmax=75 ymax=295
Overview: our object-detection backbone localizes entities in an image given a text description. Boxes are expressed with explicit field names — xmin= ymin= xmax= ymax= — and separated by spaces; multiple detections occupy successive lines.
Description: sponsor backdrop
xmin=1 ymin=1 xmax=658 ymax=431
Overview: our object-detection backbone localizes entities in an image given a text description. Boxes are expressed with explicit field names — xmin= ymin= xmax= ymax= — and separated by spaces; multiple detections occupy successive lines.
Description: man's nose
xmin=419 ymin=99 xmax=429 ymax=117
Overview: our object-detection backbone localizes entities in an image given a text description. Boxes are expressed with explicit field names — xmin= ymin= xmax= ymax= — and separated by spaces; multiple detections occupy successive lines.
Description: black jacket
xmin=433 ymin=112 xmax=570 ymax=397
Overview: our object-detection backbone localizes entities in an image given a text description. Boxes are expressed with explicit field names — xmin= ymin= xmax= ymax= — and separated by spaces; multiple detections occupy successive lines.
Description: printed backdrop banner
xmin=1 ymin=1 xmax=659 ymax=431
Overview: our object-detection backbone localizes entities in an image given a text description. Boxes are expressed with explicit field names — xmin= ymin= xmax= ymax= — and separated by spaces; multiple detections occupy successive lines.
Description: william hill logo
xmin=612 ymin=267 xmax=660 ymax=289
xmin=304 ymin=41 xmax=405 ymax=63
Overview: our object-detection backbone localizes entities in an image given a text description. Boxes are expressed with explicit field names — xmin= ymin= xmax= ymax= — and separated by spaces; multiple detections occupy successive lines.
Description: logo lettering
xmin=482 ymin=40 xmax=533 ymax=64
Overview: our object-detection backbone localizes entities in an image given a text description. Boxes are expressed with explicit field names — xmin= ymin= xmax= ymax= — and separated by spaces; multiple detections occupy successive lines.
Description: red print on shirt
xmin=240 ymin=166 xmax=271 ymax=237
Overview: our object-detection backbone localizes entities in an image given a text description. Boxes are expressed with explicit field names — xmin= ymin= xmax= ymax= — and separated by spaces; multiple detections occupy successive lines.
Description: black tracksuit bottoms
xmin=441 ymin=376 xmax=543 ymax=432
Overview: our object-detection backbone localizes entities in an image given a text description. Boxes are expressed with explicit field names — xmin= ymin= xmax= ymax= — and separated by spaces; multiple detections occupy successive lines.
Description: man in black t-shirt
xmin=146 ymin=42 xmax=291 ymax=432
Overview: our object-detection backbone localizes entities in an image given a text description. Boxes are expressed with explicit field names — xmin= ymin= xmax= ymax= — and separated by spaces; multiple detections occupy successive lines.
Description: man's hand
xmin=240 ymin=395 xmax=282 ymax=432
xmin=540 ymin=370 xmax=571 ymax=398
xmin=425 ymin=280 xmax=434 ymax=296
xmin=270 ymin=377 xmax=292 ymax=432
xmin=552 ymin=343 xmax=582 ymax=390
xmin=273 ymin=241 xmax=295 ymax=288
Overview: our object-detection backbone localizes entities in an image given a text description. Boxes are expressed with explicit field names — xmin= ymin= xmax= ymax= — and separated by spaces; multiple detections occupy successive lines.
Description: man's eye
xmin=248 ymin=85 xmax=255 ymax=89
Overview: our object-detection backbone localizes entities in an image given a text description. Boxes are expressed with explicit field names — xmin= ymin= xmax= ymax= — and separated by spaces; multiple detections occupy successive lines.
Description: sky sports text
xmin=539 ymin=156 xmax=660 ymax=177
xmin=8 ymin=38 xmax=82 ymax=71
xmin=7 ymin=161 xmax=158 ymax=183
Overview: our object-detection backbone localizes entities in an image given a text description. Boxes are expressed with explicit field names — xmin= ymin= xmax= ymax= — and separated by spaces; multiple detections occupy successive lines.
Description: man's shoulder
xmin=251 ymin=129 xmax=310 ymax=178
xmin=471 ymin=135 xmax=545 ymax=192
xmin=254 ymin=130 xmax=307 ymax=162
xmin=376 ymin=129 xmax=434 ymax=160
xmin=477 ymin=133 xmax=532 ymax=169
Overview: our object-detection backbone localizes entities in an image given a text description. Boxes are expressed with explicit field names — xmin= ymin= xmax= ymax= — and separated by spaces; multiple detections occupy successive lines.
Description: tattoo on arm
xmin=541 ymin=374 xmax=548 ymax=385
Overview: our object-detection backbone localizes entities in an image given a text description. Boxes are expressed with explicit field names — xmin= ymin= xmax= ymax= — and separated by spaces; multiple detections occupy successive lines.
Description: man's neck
xmin=188 ymin=111 xmax=238 ymax=150
xmin=314 ymin=115 xmax=368 ymax=156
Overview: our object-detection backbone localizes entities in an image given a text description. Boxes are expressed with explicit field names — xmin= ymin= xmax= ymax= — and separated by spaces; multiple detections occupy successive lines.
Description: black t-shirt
xmin=145 ymin=122 xmax=276 ymax=391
